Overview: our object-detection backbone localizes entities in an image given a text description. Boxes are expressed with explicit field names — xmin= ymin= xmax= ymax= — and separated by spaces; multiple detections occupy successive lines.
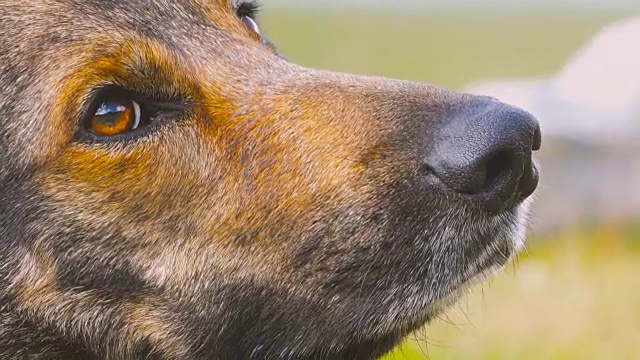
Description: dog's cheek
xmin=36 ymin=134 xmax=282 ymax=280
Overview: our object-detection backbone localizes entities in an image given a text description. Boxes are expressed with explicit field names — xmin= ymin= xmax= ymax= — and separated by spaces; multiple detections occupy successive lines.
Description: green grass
xmin=383 ymin=228 xmax=640 ymax=360
xmin=263 ymin=10 xmax=629 ymax=89
xmin=261 ymin=9 xmax=640 ymax=359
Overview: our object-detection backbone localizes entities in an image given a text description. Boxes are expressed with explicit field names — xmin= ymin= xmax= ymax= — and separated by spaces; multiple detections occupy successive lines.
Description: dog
xmin=0 ymin=1 xmax=541 ymax=359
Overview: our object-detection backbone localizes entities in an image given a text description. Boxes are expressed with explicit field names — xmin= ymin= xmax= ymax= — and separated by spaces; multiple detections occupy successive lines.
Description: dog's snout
xmin=424 ymin=99 xmax=541 ymax=213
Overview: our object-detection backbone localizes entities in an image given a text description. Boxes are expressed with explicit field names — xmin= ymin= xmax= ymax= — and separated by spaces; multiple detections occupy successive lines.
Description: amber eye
xmin=241 ymin=15 xmax=261 ymax=36
xmin=88 ymin=99 xmax=142 ymax=136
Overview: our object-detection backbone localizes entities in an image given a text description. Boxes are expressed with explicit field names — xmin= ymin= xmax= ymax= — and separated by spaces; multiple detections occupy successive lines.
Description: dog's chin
xmin=264 ymin=199 xmax=534 ymax=360
xmin=436 ymin=196 xmax=532 ymax=305
xmin=382 ymin=197 xmax=534 ymax=345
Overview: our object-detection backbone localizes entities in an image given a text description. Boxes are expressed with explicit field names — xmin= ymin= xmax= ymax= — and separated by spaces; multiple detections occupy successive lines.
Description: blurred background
xmin=262 ymin=1 xmax=640 ymax=359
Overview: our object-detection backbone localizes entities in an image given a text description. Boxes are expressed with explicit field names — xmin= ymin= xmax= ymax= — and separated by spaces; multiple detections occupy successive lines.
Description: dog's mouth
xmin=394 ymin=198 xmax=533 ymax=332
xmin=457 ymin=198 xmax=530 ymax=284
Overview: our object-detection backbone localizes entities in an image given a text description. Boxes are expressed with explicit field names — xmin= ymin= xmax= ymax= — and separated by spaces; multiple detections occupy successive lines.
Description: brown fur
xmin=0 ymin=1 xmax=540 ymax=359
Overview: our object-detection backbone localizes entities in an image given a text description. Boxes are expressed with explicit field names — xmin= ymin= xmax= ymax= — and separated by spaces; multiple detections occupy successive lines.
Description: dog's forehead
xmin=0 ymin=0 xmax=270 ymax=85
xmin=1 ymin=0 xmax=247 ymax=45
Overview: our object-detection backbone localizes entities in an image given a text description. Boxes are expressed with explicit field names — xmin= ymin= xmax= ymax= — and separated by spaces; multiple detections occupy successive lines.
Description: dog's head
xmin=0 ymin=1 xmax=540 ymax=359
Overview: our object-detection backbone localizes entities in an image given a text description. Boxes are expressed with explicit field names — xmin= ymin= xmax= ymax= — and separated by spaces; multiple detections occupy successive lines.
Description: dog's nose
xmin=424 ymin=99 xmax=541 ymax=213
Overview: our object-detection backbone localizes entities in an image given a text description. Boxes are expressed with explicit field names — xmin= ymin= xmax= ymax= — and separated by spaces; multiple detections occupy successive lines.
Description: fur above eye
xmin=87 ymin=98 xmax=144 ymax=136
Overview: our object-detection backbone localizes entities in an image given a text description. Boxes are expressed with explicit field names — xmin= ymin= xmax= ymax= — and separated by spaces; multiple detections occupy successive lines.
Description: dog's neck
xmin=0 ymin=309 xmax=96 ymax=360
xmin=0 ymin=304 xmax=400 ymax=360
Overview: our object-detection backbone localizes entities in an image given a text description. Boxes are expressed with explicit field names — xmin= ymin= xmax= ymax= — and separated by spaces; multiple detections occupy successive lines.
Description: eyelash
xmin=236 ymin=1 xmax=261 ymax=18
xmin=236 ymin=0 xmax=277 ymax=50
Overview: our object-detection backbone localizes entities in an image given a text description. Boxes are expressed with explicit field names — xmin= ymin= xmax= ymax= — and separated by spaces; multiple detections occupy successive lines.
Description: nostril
xmin=533 ymin=126 xmax=542 ymax=151
xmin=483 ymin=150 xmax=513 ymax=193
xmin=475 ymin=149 xmax=523 ymax=213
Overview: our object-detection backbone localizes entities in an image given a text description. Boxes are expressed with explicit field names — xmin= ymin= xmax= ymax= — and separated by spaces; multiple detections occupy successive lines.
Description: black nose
xmin=424 ymin=99 xmax=541 ymax=214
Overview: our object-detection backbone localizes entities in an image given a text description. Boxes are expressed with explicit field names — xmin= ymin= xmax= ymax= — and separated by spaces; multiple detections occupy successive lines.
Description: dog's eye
xmin=87 ymin=99 xmax=143 ymax=136
xmin=236 ymin=1 xmax=261 ymax=36
xmin=241 ymin=15 xmax=261 ymax=36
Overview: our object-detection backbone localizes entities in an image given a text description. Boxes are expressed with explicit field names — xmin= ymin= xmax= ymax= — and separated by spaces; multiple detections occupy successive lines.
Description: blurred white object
xmin=466 ymin=17 xmax=640 ymax=231
xmin=466 ymin=16 xmax=640 ymax=145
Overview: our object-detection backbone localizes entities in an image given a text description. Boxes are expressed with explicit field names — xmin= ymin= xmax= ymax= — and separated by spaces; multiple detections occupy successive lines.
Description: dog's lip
xmin=456 ymin=212 xmax=526 ymax=285
xmin=374 ymin=202 xmax=530 ymax=347
xmin=470 ymin=239 xmax=515 ymax=280
xmin=419 ymin=236 xmax=516 ymax=316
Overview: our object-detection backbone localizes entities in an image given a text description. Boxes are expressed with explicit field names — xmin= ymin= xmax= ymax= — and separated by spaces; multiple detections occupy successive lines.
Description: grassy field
xmin=262 ymin=10 xmax=630 ymax=89
xmin=384 ymin=228 xmax=640 ymax=360
xmin=262 ymin=9 xmax=640 ymax=359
